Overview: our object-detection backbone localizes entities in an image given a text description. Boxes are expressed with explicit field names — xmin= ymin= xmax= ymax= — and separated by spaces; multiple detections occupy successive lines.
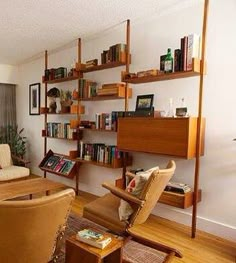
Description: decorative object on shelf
xmin=164 ymin=48 xmax=173 ymax=73
xmin=47 ymin=87 xmax=60 ymax=113
xmin=135 ymin=94 xmax=154 ymax=112
xmin=60 ymin=90 xmax=73 ymax=113
xmin=29 ymin=83 xmax=40 ymax=115
xmin=85 ymin=59 xmax=98 ymax=68
xmin=72 ymin=89 xmax=79 ymax=100
xmin=176 ymin=97 xmax=188 ymax=117
xmin=137 ymin=69 xmax=159 ymax=78
xmin=166 ymin=98 xmax=175 ymax=117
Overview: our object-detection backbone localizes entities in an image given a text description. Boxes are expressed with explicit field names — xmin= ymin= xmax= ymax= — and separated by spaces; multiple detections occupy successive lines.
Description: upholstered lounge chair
xmin=0 ymin=188 xmax=75 ymax=263
xmin=0 ymin=144 xmax=30 ymax=181
xmin=83 ymin=160 xmax=176 ymax=235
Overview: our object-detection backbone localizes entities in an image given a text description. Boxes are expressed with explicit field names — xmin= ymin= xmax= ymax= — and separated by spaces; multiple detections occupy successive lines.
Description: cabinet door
xmin=117 ymin=117 xmax=205 ymax=159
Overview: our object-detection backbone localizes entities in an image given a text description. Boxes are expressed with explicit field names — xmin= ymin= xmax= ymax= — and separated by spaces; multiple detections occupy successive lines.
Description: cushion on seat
xmin=0 ymin=165 xmax=30 ymax=181
xmin=119 ymin=166 xmax=159 ymax=221
xmin=83 ymin=193 xmax=127 ymax=234
xmin=0 ymin=144 xmax=12 ymax=168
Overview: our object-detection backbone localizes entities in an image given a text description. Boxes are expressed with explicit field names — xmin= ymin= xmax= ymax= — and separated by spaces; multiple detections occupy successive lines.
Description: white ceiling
xmin=0 ymin=0 xmax=199 ymax=65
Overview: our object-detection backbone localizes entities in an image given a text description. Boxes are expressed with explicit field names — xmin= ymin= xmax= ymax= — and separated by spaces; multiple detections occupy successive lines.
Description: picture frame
xmin=135 ymin=94 xmax=154 ymax=112
xmin=29 ymin=83 xmax=40 ymax=115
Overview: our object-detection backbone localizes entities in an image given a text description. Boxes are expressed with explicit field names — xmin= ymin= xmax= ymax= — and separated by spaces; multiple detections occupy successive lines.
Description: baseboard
xmin=153 ymin=204 xmax=236 ymax=242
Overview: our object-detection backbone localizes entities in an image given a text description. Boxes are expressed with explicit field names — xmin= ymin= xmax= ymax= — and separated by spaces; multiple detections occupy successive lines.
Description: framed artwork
xmin=135 ymin=94 xmax=154 ymax=111
xmin=29 ymin=83 xmax=40 ymax=115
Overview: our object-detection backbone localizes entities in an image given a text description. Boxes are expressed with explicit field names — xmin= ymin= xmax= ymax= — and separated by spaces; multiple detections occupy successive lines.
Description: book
xmin=187 ymin=33 xmax=200 ymax=71
xmin=76 ymin=229 xmax=112 ymax=249
xmin=165 ymin=181 xmax=191 ymax=194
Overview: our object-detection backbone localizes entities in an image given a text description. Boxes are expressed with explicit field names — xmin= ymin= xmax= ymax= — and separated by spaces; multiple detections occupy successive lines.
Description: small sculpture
xmin=47 ymin=87 xmax=60 ymax=113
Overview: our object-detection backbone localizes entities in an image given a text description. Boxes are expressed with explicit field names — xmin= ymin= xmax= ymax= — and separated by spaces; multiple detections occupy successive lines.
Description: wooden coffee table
xmin=0 ymin=177 xmax=67 ymax=201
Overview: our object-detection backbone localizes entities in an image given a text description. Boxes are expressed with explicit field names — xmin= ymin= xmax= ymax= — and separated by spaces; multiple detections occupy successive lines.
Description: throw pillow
xmin=118 ymin=166 xmax=159 ymax=221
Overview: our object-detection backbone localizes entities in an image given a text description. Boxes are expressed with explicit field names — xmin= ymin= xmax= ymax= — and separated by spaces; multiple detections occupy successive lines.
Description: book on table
xmin=76 ymin=228 xmax=112 ymax=249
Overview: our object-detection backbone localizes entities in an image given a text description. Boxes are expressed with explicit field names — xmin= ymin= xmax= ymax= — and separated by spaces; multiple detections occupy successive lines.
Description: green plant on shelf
xmin=60 ymin=90 xmax=73 ymax=107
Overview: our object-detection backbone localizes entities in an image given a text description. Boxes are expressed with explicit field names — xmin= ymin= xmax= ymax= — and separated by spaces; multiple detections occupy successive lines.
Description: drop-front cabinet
xmin=117 ymin=117 xmax=205 ymax=159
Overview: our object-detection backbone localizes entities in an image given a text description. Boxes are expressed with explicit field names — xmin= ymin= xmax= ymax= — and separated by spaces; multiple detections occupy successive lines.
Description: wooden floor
xmin=72 ymin=190 xmax=236 ymax=263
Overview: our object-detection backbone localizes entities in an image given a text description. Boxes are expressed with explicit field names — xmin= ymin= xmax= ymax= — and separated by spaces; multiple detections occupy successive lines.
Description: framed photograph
xmin=29 ymin=83 xmax=40 ymax=115
xmin=135 ymin=94 xmax=154 ymax=111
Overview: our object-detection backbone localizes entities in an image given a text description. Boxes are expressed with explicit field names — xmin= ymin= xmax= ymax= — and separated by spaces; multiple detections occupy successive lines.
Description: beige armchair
xmin=83 ymin=160 xmax=176 ymax=234
xmin=0 ymin=144 xmax=30 ymax=181
xmin=0 ymin=188 xmax=75 ymax=263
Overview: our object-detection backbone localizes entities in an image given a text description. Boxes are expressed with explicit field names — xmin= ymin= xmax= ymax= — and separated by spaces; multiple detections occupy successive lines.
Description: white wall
xmin=16 ymin=0 xmax=236 ymax=241
xmin=0 ymin=64 xmax=19 ymax=84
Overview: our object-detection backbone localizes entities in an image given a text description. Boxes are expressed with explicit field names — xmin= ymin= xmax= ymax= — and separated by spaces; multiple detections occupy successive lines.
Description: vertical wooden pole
xmin=125 ymin=19 xmax=130 ymax=112
xmin=192 ymin=0 xmax=209 ymax=238
xmin=76 ymin=38 xmax=81 ymax=195
xmin=44 ymin=50 xmax=48 ymax=178
xmin=122 ymin=20 xmax=130 ymax=187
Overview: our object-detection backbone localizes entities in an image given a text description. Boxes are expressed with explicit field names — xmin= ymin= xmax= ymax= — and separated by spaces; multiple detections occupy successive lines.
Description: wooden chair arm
xmin=102 ymin=182 xmax=144 ymax=206
xmin=126 ymin=230 xmax=183 ymax=259
xmin=11 ymin=155 xmax=30 ymax=166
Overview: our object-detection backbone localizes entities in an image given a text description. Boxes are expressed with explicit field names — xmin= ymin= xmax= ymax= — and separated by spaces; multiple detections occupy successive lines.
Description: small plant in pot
xmin=60 ymin=90 xmax=73 ymax=113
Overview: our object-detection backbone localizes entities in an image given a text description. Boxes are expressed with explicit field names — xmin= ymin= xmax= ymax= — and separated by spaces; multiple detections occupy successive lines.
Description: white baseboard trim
xmin=153 ymin=204 xmax=236 ymax=242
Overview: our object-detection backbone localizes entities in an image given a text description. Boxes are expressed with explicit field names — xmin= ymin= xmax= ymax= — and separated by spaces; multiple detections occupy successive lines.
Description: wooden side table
xmin=65 ymin=234 xmax=123 ymax=263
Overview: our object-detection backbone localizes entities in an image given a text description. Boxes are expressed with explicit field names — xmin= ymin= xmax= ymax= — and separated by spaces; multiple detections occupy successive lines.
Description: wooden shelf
xmin=76 ymin=157 xmax=132 ymax=169
xmin=43 ymin=75 xmax=82 ymax=84
xmin=80 ymin=128 xmax=116 ymax=133
xmin=117 ymin=117 xmax=205 ymax=159
xmin=42 ymin=136 xmax=78 ymax=141
xmin=45 ymin=113 xmax=77 ymax=115
xmin=80 ymin=61 xmax=127 ymax=73
xmin=122 ymin=59 xmax=203 ymax=84
xmin=159 ymin=189 xmax=202 ymax=209
xmin=80 ymin=87 xmax=132 ymax=101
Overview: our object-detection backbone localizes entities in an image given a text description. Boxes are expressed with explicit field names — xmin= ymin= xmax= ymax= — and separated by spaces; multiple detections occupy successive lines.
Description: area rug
xmin=56 ymin=212 xmax=168 ymax=263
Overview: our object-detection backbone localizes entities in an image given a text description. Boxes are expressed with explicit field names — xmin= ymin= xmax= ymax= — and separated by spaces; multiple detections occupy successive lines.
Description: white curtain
xmin=0 ymin=83 xmax=16 ymax=129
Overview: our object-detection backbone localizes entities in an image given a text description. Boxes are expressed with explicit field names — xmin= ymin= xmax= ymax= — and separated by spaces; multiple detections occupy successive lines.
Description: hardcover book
xmin=76 ymin=228 xmax=112 ymax=249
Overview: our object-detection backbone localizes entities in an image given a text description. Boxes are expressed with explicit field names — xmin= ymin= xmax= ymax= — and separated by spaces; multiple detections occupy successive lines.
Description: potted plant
xmin=60 ymin=90 xmax=73 ymax=113
xmin=0 ymin=125 xmax=27 ymax=158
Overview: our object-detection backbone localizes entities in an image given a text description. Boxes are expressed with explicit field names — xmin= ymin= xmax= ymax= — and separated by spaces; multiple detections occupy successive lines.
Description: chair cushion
xmin=118 ymin=166 xmax=159 ymax=221
xmin=0 ymin=144 xmax=12 ymax=168
xmin=83 ymin=193 xmax=127 ymax=234
xmin=0 ymin=165 xmax=30 ymax=181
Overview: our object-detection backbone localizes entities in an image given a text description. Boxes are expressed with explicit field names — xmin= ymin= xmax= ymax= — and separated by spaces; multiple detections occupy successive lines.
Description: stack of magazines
xmin=165 ymin=181 xmax=191 ymax=194
xmin=76 ymin=228 xmax=112 ymax=249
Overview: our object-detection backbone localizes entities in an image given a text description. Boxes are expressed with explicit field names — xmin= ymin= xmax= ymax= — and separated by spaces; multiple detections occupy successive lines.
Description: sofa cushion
xmin=118 ymin=166 xmax=159 ymax=221
xmin=0 ymin=165 xmax=30 ymax=181
xmin=0 ymin=144 xmax=12 ymax=168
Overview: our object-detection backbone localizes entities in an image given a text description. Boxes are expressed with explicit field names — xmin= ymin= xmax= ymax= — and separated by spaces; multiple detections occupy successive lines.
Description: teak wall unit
xmin=41 ymin=20 xmax=131 ymax=194
xmin=117 ymin=1 xmax=209 ymax=238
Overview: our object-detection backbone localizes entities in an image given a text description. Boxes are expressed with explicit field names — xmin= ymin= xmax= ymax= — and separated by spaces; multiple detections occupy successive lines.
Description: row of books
xmin=165 ymin=181 xmax=191 ymax=194
xmin=95 ymin=113 xmax=112 ymax=131
xmin=95 ymin=111 xmax=127 ymax=131
xmin=101 ymin=43 xmax=127 ymax=64
xmin=46 ymin=122 xmax=75 ymax=139
xmin=76 ymin=228 xmax=112 ymax=249
xmin=78 ymin=79 xmax=98 ymax=99
xmin=78 ymin=142 xmax=122 ymax=164
xmin=42 ymin=154 xmax=76 ymax=175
